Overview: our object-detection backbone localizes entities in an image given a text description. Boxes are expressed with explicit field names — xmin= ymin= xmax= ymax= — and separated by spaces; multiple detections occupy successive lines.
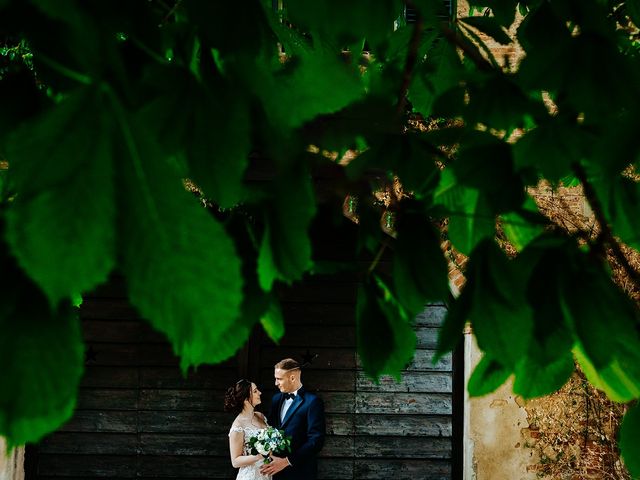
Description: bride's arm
xmin=229 ymin=430 xmax=263 ymax=468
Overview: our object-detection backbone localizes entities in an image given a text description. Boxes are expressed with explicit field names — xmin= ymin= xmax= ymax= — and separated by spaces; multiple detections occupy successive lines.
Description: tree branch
xmin=572 ymin=162 xmax=640 ymax=287
xmin=441 ymin=24 xmax=494 ymax=72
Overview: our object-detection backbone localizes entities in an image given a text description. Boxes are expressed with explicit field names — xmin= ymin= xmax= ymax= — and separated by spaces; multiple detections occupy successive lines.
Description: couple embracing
xmin=224 ymin=358 xmax=325 ymax=480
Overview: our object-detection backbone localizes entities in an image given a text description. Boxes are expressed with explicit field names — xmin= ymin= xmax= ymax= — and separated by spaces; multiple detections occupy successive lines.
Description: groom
xmin=260 ymin=358 xmax=325 ymax=479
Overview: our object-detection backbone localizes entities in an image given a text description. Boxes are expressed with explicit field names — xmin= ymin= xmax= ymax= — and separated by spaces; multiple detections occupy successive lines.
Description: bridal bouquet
xmin=247 ymin=426 xmax=291 ymax=464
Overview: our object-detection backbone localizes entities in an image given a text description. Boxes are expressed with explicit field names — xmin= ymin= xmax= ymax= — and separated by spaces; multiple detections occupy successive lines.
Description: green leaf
xmin=465 ymin=240 xmax=534 ymax=368
xmin=393 ymin=208 xmax=449 ymax=316
xmin=453 ymin=134 xmax=524 ymax=213
xmin=141 ymin=68 xmax=251 ymax=208
xmin=574 ymin=343 xmax=640 ymax=403
xmin=603 ymin=175 xmax=640 ymax=250
xmin=619 ymin=404 xmax=640 ymax=479
xmin=561 ymin=251 xmax=639 ymax=369
xmin=500 ymin=196 xmax=543 ymax=251
xmin=0 ymin=240 xmax=84 ymax=447
xmin=261 ymin=298 xmax=285 ymax=344
xmin=468 ymin=355 xmax=512 ymax=397
xmin=357 ymin=277 xmax=416 ymax=380
xmin=258 ymin=171 xmax=316 ymax=291
xmin=245 ymin=47 xmax=365 ymax=130
xmin=5 ymin=87 xmax=115 ymax=306
xmin=447 ymin=188 xmax=495 ymax=256
xmin=114 ymin=106 xmax=243 ymax=370
xmin=286 ymin=0 xmax=403 ymax=49
xmin=513 ymin=118 xmax=590 ymax=182
xmin=513 ymin=350 xmax=574 ymax=398
xmin=460 ymin=16 xmax=512 ymax=45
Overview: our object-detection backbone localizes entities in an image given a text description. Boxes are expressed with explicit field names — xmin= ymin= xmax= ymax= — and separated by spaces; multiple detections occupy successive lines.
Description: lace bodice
xmin=228 ymin=424 xmax=271 ymax=480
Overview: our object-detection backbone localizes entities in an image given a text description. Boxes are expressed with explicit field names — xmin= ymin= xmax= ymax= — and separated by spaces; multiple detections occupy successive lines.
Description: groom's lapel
xmin=281 ymin=394 xmax=304 ymax=428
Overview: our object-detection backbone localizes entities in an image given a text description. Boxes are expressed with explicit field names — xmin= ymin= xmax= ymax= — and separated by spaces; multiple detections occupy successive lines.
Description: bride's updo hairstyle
xmin=224 ymin=379 xmax=252 ymax=415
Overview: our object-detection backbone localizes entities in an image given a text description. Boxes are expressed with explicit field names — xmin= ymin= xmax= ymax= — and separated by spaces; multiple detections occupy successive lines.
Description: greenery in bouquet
xmin=247 ymin=427 xmax=291 ymax=464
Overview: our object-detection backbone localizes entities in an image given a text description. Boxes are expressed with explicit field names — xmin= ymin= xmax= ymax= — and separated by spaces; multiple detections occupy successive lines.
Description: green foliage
xmin=620 ymin=403 xmax=640 ymax=479
xmin=0 ymin=0 xmax=639 ymax=460
xmin=0 ymin=232 xmax=84 ymax=447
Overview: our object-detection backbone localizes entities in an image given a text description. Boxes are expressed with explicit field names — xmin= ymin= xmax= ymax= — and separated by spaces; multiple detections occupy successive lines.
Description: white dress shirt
xmin=280 ymin=386 xmax=302 ymax=422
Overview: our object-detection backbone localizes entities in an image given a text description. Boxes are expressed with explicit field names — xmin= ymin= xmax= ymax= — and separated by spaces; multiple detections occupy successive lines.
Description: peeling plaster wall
xmin=0 ymin=440 xmax=24 ymax=480
xmin=465 ymin=336 xmax=539 ymax=480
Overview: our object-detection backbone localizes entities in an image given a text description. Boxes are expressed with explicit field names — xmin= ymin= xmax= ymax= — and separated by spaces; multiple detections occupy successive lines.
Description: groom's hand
xmin=259 ymin=456 xmax=289 ymax=476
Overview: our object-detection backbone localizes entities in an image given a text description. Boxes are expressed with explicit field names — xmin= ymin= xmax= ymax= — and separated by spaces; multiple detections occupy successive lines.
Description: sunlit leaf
xmin=619 ymin=404 xmax=640 ymax=479
xmin=513 ymin=350 xmax=574 ymax=398
xmin=261 ymin=297 xmax=285 ymax=344
xmin=468 ymin=355 xmax=512 ymax=397
xmin=5 ymin=87 xmax=115 ymax=306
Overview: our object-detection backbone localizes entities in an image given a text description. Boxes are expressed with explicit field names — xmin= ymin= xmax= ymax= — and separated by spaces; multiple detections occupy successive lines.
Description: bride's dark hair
xmin=224 ymin=379 xmax=252 ymax=415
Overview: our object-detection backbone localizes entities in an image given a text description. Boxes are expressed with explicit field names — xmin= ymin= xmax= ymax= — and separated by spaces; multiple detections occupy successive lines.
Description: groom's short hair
xmin=275 ymin=358 xmax=301 ymax=371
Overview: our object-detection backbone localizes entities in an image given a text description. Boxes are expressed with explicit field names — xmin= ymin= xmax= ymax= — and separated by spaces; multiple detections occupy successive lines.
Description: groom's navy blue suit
xmin=268 ymin=387 xmax=325 ymax=480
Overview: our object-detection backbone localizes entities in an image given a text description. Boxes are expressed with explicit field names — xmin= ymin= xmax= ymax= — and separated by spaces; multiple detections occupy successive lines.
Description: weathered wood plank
xmin=82 ymin=320 xmax=166 ymax=344
xmin=325 ymin=414 xmax=354 ymax=435
xmin=139 ymin=434 xmax=228 ymax=456
xmin=59 ymin=411 xmax=138 ymax=433
xmin=138 ymin=411 xmax=233 ymax=434
xmin=260 ymin=347 xmax=357 ymax=370
xmin=81 ymin=300 xmax=140 ymax=320
xmin=414 ymin=305 xmax=447 ymax=326
xmin=140 ymin=367 xmax=237 ymax=390
xmin=38 ymin=433 xmax=137 ymax=455
xmin=356 ymin=371 xmax=452 ymax=393
xmin=136 ymin=456 xmax=245 ymax=478
xmin=80 ymin=367 xmax=138 ymax=388
xmin=82 ymin=344 xmax=236 ymax=368
xmin=354 ymin=459 xmax=451 ymax=480
xmin=282 ymin=303 xmax=355 ymax=326
xmin=355 ymin=392 xmax=452 ymax=415
xmin=354 ymin=436 xmax=451 ymax=459
xmin=37 ymin=455 xmax=138 ymax=478
xmin=415 ymin=327 xmax=439 ymax=349
xmin=258 ymin=369 xmax=355 ymax=392
xmin=355 ymin=414 xmax=452 ymax=437
xmin=320 ymin=435 xmax=353 ymax=457
xmin=76 ymin=389 xmax=139 ymax=411
xmin=138 ymin=389 xmax=225 ymax=411
xmin=265 ymin=326 xmax=355 ymax=348
xmin=316 ymin=459 xmax=354 ymax=480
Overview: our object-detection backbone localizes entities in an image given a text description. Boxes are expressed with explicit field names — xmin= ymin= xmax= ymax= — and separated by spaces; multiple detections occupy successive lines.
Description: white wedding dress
xmin=228 ymin=425 xmax=271 ymax=480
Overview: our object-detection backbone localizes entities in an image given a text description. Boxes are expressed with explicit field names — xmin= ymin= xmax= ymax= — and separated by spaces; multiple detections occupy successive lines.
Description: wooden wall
xmin=26 ymin=273 xmax=457 ymax=480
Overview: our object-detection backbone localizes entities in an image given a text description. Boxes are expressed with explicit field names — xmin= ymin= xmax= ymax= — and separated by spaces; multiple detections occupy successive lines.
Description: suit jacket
xmin=267 ymin=387 xmax=325 ymax=480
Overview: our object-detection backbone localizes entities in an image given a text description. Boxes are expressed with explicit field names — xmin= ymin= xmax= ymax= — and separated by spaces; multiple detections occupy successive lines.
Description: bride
xmin=225 ymin=379 xmax=271 ymax=480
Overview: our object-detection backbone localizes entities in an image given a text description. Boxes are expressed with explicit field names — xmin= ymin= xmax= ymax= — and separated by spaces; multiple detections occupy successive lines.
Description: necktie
xmin=283 ymin=392 xmax=295 ymax=400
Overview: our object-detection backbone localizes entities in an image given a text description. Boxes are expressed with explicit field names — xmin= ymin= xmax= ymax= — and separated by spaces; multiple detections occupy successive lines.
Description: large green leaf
xmin=113 ymin=104 xmax=243 ymax=370
xmin=0 ymin=240 xmax=84 ymax=447
xmin=574 ymin=343 xmax=640 ymax=403
xmin=243 ymin=46 xmax=365 ymax=130
xmin=446 ymin=188 xmax=495 ymax=256
xmin=619 ymin=404 xmax=640 ymax=479
xmin=5 ymin=87 xmax=115 ymax=306
xmin=357 ymin=276 xmax=416 ymax=380
xmin=500 ymin=196 xmax=543 ymax=252
xmin=465 ymin=240 xmax=534 ymax=369
xmin=468 ymin=355 xmax=512 ymax=397
xmin=393 ymin=207 xmax=449 ymax=317
xmin=257 ymin=171 xmax=316 ymax=291
xmin=602 ymin=175 xmax=640 ymax=250
xmin=513 ymin=350 xmax=574 ymax=398
xmin=286 ymin=0 xmax=402 ymax=49
xmin=141 ymin=67 xmax=251 ymax=208
xmin=561 ymin=250 xmax=639 ymax=369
